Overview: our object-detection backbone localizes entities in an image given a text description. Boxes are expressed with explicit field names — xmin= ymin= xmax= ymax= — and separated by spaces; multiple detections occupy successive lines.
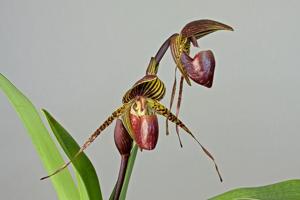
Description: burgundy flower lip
xmin=130 ymin=114 xmax=159 ymax=150
xmin=180 ymin=50 xmax=216 ymax=88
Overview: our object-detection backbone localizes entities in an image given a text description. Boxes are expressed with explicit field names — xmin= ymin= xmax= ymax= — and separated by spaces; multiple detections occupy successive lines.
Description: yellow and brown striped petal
xmin=181 ymin=19 xmax=233 ymax=40
xmin=170 ymin=34 xmax=191 ymax=86
xmin=122 ymin=75 xmax=165 ymax=103
xmin=146 ymin=98 xmax=223 ymax=182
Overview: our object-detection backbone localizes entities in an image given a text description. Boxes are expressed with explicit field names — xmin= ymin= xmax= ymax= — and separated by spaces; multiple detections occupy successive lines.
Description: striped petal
xmin=41 ymin=103 xmax=130 ymax=180
xmin=146 ymin=98 xmax=223 ymax=182
xmin=181 ymin=19 xmax=233 ymax=41
xmin=122 ymin=75 xmax=165 ymax=103
xmin=170 ymin=34 xmax=192 ymax=86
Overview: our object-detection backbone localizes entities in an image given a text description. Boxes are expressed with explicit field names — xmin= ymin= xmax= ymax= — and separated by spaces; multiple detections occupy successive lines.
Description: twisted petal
xmin=41 ymin=103 xmax=130 ymax=180
xmin=147 ymin=98 xmax=223 ymax=182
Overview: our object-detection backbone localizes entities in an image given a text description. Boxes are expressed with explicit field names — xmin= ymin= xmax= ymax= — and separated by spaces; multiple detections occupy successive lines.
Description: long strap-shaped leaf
xmin=209 ymin=179 xmax=300 ymax=200
xmin=0 ymin=73 xmax=79 ymax=200
xmin=147 ymin=98 xmax=223 ymax=182
xmin=41 ymin=103 xmax=130 ymax=180
xmin=42 ymin=109 xmax=103 ymax=200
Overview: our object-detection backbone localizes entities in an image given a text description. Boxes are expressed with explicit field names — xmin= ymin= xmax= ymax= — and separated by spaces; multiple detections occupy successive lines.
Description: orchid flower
xmin=154 ymin=19 xmax=233 ymax=145
xmin=40 ymin=19 xmax=232 ymax=200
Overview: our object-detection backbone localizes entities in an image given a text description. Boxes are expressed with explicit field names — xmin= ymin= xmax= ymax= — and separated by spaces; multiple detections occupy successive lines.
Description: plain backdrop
xmin=1 ymin=0 xmax=299 ymax=199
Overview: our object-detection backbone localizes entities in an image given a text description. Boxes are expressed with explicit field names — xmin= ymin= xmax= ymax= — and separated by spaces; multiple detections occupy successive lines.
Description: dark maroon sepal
xmin=180 ymin=50 xmax=215 ymax=88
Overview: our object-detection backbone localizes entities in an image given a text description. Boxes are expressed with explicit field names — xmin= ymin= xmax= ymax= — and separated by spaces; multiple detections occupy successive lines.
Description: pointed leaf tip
xmin=42 ymin=109 xmax=103 ymax=200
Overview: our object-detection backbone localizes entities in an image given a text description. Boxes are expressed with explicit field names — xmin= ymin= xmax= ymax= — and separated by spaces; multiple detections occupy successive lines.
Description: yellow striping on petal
xmin=122 ymin=75 xmax=166 ymax=103
xmin=121 ymin=105 xmax=135 ymax=139
xmin=146 ymin=98 xmax=223 ymax=182
xmin=181 ymin=19 xmax=234 ymax=39
xmin=142 ymin=77 xmax=157 ymax=96
xmin=146 ymin=98 xmax=191 ymax=134
xmin=170 ymin=34 xmax=191 ymax=86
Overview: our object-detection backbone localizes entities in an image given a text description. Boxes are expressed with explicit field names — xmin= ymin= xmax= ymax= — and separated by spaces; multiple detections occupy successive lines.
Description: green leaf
xmin=42 ymin=109 xmax=103 ymax=200
xmin=109 ymin=144 xmax=138 ymax=200
xmin=0 ymin=73 xmax=79 ymax=200
xmin=209 ymin=179 xmax=300 ymax=200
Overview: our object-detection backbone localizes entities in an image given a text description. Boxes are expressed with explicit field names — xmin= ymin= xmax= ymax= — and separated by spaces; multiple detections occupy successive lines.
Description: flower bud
xmin=114 ymin=119 xmax=133 ymax=156
xmin=181 ymin=50 xmax=215 ymax=88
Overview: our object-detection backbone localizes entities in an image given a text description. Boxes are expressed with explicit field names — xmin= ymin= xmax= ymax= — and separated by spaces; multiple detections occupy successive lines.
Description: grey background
xmin=1 ymin=0 xmax=299 ymax=199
